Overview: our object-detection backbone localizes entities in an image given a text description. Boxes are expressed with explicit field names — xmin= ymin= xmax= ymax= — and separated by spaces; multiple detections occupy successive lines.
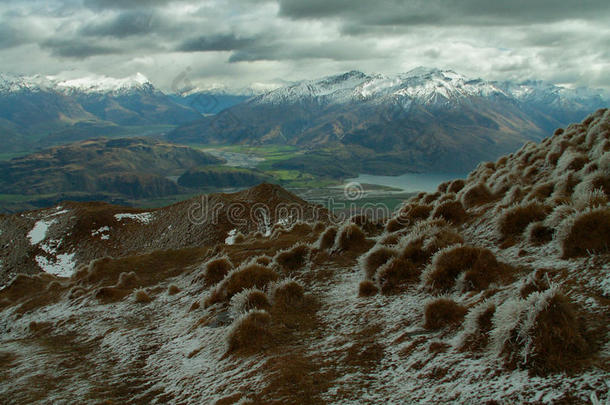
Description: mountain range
xmin=168 ymin=68 xmax=608 ymax=172
xmin=1 ymin=68 xmax=608 ymax=174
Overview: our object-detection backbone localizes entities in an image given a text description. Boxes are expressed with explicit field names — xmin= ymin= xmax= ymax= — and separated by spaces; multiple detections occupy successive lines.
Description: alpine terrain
xmin=0 ymin=109 xmax=608 ymax=403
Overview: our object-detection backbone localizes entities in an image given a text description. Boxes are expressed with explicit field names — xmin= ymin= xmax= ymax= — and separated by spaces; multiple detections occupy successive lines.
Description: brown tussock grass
xmin=448 ymin=179 xmax=466 ymax=193
xmin=375 ymin=257 xmax=418 ymax=294
xmin=431 ymin=200 xmax=467 ymax=224
xmin=232 ymin=288 xmax=271 ymax=314
xmin=274 ymin=244 xmax=310 ymax=273
xmin=226 ymin=310 xmax=272 ymax=355
xmin=423 ymin=298 xmax=467 ymax=330
xmin=424 ymin=245 xmax=503 ymax=293
xmin=134 ymin=289 xmax=153 ymax=303
xmin=334 ymin=223 xmax=368 ymax=252
xmin=317 ymin=226 xmax=337 ymax=251
xmin=270 ymin=279 xmax=305 ymax=312
xmin=460 ymin=303 xmax=496 ymax=352
xmin=206 ymin=264 xmax=279 ymax=306
xmin=558 ymin=207 xmax=610 ymax=258
xmin=497 ymin=203 xmax=549 ymax=242
xmin=358 ymin=280 xmax=378 ymax=297
xmin=167 ymin=284 xmax=181 ymax=295
xmin=519 ymin=270 xmax=551 ymax=298
xmin=200 ymin=257 xmax=233 ymax=286
xmin=361 ymin=245 xmax=397 ymax=280
xmin=525 ymin=222 xmax=554 ymax=246
xmin=461 ymin=183 xmax=494 ymax=208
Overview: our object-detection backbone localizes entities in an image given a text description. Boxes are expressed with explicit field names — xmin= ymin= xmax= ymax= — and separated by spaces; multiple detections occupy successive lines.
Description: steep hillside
xmin=0 ymin=111 xmax=608 ymax=403
xmin=168 ymin=68 xmax=608 ymax=173
xmin=0 ymin=138 xmax=223 ymax=201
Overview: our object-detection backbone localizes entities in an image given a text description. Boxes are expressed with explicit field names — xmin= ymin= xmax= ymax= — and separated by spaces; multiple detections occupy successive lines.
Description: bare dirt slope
xmin=0 ymin=110 xmax=609 ymax=404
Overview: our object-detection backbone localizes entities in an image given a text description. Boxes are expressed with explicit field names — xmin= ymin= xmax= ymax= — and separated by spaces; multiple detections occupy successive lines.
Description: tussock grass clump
xmin=528 ymin=182 xmax=555 ymax=202
xmin=226 ymin=310 xmax=272 ymax=354
xmin=399 ymin=221 xmax=464 ymax=267
xmin=375 ymin=257 xmax=418 ymax=294
xmin=525 ymin=222 xmax=554 ymax=245
xmin=358 ymin=280 xmax=378 ymax=297
xmin=423 ymin=245 xmax=501 ymax=293
xmin=402 ymin=204 xmax=433 ymax=222
xmin=431 ymin=200 xmax=467 ymax=224
xmin=423 ymin=298 xmax=467 ymax=330
xmin=459 ymin=302 xmax=496 ymax=351
xmin=491 ymin=289 xmax=592 ymax=374
xmin=557 ymin=206 xmax=610 ymax=258
xmin=360 ymin=245 xmax=397 ymax=279
xmin=385 ymin=217 xmax=408 ymax=233
xmin=497 ymin=203 xmax=549 ymax=242
xmin=274 ymin=244 xmax=310 ymax=272
xmin=334 ymin=223 xmax=367 ymax=252
xmin=230 ymin=288 xmax=271 ymax=316
xmin=574 ymin=170 xmax=610 ymax=196
xmin=317 ymin=226 xmax=337 ymax=251
xmin=255 ymin=255 xmax=273 ymax=266
xmin=349 ymin=214 xmax=383 ymax=236
xmin=573 ymin=188 xmax=608 ymax=210
xmin=206 ymin=264 xmax=279 ymax=306
xmin=95 ymin=286 xmax=130 ymax=302
xmin=134 ymin=289 xmax=152 ymax=303
xmin=519 ymin=270 xmax=550 ymax=298
xmin=116 ymin=271 xmax=139 ymax=289
xmin=201 ymin=257 xmax=233 ymax=286
xmin=168 ymin=284 xmax=181 ymax=295
xmin=423 ymin=192 xmax=441 ymax=204
xmin=461 ymin=183 xmax=494 ymax=208
xmin=270 ymin=279 xmax=305 ymax=311
xmin=448 ymin=179 xmax=466 ymax=193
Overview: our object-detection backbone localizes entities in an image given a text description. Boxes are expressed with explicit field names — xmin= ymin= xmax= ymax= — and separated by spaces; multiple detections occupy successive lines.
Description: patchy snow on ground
xmin=114 ymin=213 xmax=154 ymax=224
xmin=27 ymin=219 xmax=56 ymax=245
xmin=92 ymin=226 xmax=111 ymax=240
xmin=225 ymin=229 xmax=237 ymax=245
xmin=34 ymin=252 xmax=76 ymax=277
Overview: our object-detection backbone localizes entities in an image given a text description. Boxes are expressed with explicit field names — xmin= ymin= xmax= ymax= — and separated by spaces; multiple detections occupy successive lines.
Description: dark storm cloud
xmin=79 ymin=11 xmax=158 ymax=38
xmin=41 ymin=38 xmax=120 ymax=58
xmin=0 ymin=24 xmax=29 ymax=49
xmin=279 ymin=0 xmax=610 ymax=27
xmin=228 ymin=40 xmax=383 ymax=62
xmin=178 ymin=34 xmax=259 ymax=52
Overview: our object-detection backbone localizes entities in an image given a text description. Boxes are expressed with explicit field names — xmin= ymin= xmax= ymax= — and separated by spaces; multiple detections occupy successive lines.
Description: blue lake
xmin=345 ymin=172 xmax=467 ymax=193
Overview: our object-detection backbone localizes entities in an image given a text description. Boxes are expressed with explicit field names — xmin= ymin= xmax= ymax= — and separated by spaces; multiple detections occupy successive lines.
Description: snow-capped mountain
xmin=0 ymin=72 xmax=203 ymax=150
xmin=168 ymin=67 xmax=608 ymax=173
xmin=0 ymin=72 xmax=155 ymax=96
xmin=250 ymin=67 xmax=606 ymax=110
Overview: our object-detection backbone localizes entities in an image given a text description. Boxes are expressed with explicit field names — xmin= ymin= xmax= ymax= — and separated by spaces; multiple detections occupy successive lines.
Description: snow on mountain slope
xmin=0 ymin=72 xmax=154 ymax=96
xmin=249 ymin=67 xmax=607 ymax=109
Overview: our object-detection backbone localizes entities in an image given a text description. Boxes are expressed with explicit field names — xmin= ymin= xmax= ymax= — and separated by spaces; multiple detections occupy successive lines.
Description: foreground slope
xmin=0 ymin=111 xmax=609 ymax=403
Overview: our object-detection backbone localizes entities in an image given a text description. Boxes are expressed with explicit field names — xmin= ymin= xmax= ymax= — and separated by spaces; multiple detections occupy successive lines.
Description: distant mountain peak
xmin=0 ymin=72 xmax=154 ymax=95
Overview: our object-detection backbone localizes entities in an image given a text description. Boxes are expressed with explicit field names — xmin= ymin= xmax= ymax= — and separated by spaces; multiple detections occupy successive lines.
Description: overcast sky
xmin=1 ymin=0 xmax=609 ymax=92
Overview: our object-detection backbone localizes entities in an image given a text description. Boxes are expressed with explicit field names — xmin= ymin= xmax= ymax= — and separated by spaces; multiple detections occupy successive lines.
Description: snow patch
xmin=35 ymin=253 xmax=76 ymax=277
xmin=225 ymin=229 xmax=237 ymax=245
xmin=114 ymin=212 xmax=154 ymax=224
xmin=28 ymin=219 xmax=56 ymax=245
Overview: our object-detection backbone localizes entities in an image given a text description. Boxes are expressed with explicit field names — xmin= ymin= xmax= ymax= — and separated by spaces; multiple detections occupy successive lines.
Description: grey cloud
xmin=80 ymin=11 xmax=158 ymax=38
xmin=41 ymin=38 xmax=120 ymax=58
xmin=279 ymin=0 xmax=610 ymax=28
xmin=178 ymin=34 xmax=259 ymax=52
xmin=0 ymin=23 xmax=30 ymax=49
